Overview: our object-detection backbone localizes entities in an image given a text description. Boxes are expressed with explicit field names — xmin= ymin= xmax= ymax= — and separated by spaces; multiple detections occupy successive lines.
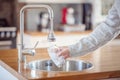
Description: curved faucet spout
xmin=19 ymin=5 xmax=55 ymax=62
xmin=20 ymin=5 xmax=55 ymax=49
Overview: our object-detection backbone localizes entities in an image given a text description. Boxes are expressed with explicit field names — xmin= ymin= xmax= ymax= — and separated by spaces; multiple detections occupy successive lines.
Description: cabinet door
xmin=0 ymin=0 xmax=16 ymax=26
xmin=0 ymin=60 xmax=27 ymax=80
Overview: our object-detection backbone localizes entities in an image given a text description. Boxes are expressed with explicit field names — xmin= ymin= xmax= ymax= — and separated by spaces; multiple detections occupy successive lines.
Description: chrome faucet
xmin=18 ymin=5 xmax=56 ymax=62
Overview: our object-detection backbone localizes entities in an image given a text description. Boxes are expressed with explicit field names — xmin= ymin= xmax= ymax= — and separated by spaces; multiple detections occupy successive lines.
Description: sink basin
xmin=26 ymin=59 xmax=93 ymax=72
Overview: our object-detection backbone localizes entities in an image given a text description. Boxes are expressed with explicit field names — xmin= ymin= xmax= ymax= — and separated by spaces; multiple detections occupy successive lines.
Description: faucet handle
xmin=33 ymin=41 xmax=39 ymax=49
xmin=22 ymin=41 xmax=39 ymax=56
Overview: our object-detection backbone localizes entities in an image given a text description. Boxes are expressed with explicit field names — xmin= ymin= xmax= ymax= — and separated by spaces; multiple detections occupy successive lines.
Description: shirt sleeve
xmin=68 ymin=2 xmax=120 ymax=57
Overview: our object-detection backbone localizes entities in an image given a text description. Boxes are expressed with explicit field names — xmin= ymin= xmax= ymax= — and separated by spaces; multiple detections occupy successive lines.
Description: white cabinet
xmin=0 ymin=60 xmax=27 ymax=80
xmin=0 ymin=65 xmax=18 ymax=80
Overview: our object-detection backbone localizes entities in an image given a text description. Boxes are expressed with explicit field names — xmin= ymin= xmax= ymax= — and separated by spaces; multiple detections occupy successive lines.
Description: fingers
xmin=50 ymin=46 xmax=70 ymax=59
xmin=57 ymin=48 xmax=70 ymax=59
xmin=63 ymin=54 xmax=70 ymax=59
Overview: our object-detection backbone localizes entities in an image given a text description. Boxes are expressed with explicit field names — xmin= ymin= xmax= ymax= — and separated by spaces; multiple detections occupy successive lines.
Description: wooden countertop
xmin=0 ymin=31 xmax=120 ymax=80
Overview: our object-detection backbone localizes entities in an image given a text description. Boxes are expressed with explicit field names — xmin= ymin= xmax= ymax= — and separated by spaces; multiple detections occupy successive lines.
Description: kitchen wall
xmin=18 ymin=0 xmax=115 ymax=32
xmin=0 ymin=0 xmax=114 ymax=32
xmin=26 ymin=4 xmax=83 ymax=31
xmin=92 ymin=0 xmax=114 ymax=29
xmin=0 ymin=0 xmax=115 ymax=49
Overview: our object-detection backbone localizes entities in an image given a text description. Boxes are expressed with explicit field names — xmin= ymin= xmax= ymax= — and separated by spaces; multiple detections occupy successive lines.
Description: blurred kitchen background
xmin=0 ymin=0 xmax=114 ymax=49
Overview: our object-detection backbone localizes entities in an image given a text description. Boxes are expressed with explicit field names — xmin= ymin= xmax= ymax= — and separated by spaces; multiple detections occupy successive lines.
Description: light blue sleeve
xmin=68 ymin=2 xmax=120 ymax=57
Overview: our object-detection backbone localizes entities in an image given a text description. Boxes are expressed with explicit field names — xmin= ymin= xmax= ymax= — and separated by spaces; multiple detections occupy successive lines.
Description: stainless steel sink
xmin=26 ymin=59 xmax=93 ymax=72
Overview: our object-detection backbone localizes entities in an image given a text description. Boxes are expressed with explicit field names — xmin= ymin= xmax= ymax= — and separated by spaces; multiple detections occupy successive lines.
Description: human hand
xmin=57 ymin=47 xmax=70 ymax=59
xmin=48 ymin=45 xmax=68 ymax=67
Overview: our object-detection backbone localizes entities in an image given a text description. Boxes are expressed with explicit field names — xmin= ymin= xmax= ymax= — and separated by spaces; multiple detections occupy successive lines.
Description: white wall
xmin=92 ymin=0 xmax=114 ymax=29
xmin=26 ymin=9 xmax=44 ymax=31
xmin=92 ymin=0 xmax=102 ymax=29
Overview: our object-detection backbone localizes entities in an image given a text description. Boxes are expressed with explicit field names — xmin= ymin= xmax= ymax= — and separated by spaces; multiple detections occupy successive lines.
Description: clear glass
xmin=47 ymin=42 xmax=65 ymax=67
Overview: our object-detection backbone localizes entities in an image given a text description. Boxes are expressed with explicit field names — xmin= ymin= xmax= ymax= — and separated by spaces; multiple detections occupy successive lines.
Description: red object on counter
xmin=61 ymin=7 xmax=67 ymax=24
